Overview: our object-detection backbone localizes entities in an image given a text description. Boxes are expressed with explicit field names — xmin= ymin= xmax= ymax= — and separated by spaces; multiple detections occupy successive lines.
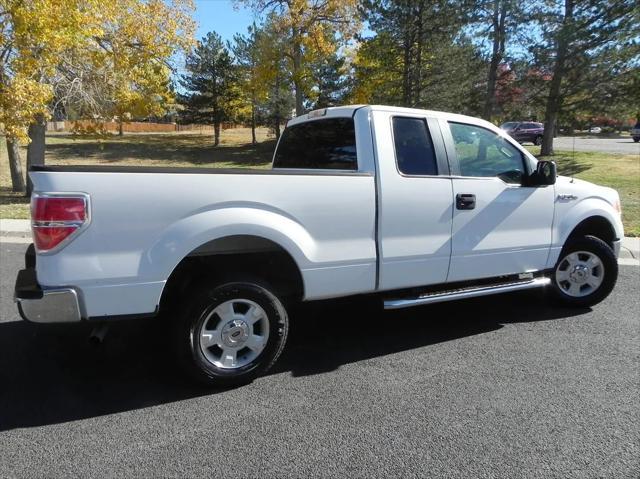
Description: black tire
xmin=173 ymin=277 xmax=289 ymax=387
xmin=633 ymin=137 xmax=639 ymax=143
xmin=533 ymin=135 xmax=543 ymax=146
xmin=549 ymin=235 xmax=618 ymax=307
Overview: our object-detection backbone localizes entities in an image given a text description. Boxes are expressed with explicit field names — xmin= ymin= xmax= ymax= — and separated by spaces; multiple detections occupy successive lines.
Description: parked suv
xmin=631 ymin=121 xmax=640 ymax=143
xmin=501 ymin=121 xmax=544 ymax=145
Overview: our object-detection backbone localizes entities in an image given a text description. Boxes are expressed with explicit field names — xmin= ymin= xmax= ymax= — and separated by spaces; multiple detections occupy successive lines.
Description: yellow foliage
xmin=243 ymin=0 xmax=360 ymax=107
xmin=347 ymin=33 xmax=403 ymax=105
xmin=0 ymin=0 xmax=195 ymax=142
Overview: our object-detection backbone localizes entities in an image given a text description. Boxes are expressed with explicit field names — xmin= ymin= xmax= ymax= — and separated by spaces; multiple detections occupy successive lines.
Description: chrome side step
xmin=384 ymin=277 xmax=551 ymax=310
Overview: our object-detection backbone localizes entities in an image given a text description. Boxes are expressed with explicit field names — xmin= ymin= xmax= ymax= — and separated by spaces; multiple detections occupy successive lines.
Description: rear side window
xmin=392 ymin=117 xmax=438 ymax=175
xmin=273 ymin=118 xmax=357 ymax=170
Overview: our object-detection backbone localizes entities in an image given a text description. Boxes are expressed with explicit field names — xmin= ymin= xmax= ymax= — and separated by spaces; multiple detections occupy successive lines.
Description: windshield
xmin=501 ymin=122 xmax=518 ymax=130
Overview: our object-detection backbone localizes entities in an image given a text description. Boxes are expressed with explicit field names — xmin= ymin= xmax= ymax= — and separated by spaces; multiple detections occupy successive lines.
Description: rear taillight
xmin=31 ymin=193 xmax=90 ymax=252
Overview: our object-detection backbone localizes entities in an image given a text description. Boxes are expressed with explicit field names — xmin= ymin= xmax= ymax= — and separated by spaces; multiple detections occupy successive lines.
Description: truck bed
xmin=30 ymin=166 xmax=377 ymax=318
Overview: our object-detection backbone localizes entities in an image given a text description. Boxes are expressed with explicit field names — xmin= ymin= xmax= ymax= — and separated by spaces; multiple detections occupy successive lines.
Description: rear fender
xmin=142 ymin=206 xmax=314 ymax=283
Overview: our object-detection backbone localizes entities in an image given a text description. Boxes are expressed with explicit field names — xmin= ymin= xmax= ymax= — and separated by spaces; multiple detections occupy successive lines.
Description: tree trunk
xmin=118 ymin=118 xmax=124 ymax=136
xmin=26 ymin=114 xmax=46 ymax=196
xmin=541 ymin=0 xmax=574 ymax=156
xmin=213 ymin=122 xmax=221 ymax=146
xmin=292 ymin=31 xmax=304 ymax=116
xmin=6 ymin=138 xmax=26 ymax=194
xmin=274 ymin=67 xmax=282 ymax=139
xmin=401 ymin=30 xmax=412 ymax=106
xmin=274 ymin=118 xmax=281 ymax=139
xmin=251 ymin=103 xmax=257 ymax=145
xmin=413 ymin=1 xmax=424 ymax=107
xmin=484 ymin=1 xmax=506 ymax=120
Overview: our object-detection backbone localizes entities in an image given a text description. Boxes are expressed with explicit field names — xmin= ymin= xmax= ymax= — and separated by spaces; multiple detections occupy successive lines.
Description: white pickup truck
xmin=15 ymin=105 xmax=623 ymax=386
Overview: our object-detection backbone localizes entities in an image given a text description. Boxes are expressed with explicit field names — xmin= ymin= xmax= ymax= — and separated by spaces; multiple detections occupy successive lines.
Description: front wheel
xmin=633 ymin=137 xmax=639 ymax=143
xmin=174 ymin=277 xmax=289 ymax=387
xmin=533 ymin=135 xmax=543 ymax=146
xmin=550 ymin=235 xmax=618 ymax=307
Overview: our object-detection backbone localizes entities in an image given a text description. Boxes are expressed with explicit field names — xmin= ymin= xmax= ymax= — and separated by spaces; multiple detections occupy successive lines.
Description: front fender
xmin=554 ymin=198 xmax=623 ymax=248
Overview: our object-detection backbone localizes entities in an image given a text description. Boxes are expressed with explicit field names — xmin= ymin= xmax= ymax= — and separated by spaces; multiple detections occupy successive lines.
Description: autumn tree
xmin=0 ymin=0 xmax=100 ymax=192
xmin=240 ymin=0 xmax=360 ymax=116
xmin=180 ymin=32 xmax=238 ymax=146
xmin=0 ymin=0 xmax=194 ymax=193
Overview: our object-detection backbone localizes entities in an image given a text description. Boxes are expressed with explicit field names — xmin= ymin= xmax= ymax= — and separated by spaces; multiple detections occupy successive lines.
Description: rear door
xmin=443 ymin=121 xmax=554 ymax=282
xmin=373 ymin=110 xmax=454 ymax=291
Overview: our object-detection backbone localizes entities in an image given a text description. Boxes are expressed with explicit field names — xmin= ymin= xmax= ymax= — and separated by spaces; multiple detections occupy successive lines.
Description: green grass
xmin=1 ymin=132 xmax=638 ymax=235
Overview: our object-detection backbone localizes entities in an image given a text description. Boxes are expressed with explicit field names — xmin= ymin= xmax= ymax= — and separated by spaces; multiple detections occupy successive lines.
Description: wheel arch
xmin=159 ymin=234 xmax=305 ymax=316
xmin=564 ymin=215 xmax=617 ymax=250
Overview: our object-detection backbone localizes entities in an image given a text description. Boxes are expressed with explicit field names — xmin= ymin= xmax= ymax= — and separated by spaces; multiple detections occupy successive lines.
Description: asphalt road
xmin=1 ymin=241 xmax=638 ymax=478
xmin=553 ymin=137 xmax=640 ymax=155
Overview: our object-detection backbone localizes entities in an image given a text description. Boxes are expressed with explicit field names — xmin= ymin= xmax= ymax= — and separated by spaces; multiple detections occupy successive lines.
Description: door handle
xmin=456 ymin=193 xmax=476 ymax=210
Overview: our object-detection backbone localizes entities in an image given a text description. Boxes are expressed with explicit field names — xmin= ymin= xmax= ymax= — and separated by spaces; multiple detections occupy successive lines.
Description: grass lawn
xmin=1 ymin=131 xmax=638 ymax=236
xmin=1 ymin=128 xmax=276 ymax=219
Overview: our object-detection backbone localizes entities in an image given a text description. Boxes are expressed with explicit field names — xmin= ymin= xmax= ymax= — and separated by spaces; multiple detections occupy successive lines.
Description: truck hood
xmin=556 ymin=175 xmax=620 ymax=208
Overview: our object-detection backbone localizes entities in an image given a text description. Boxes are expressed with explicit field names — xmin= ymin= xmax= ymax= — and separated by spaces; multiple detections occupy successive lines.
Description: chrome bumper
xmin=14 ymin=263 xmax=82 ymax=323
xmin=612 ymin=239 xmax=621 ymax=258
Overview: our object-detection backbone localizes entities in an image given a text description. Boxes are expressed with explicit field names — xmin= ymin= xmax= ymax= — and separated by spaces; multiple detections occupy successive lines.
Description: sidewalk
xmin=2 ymin=218 xmax=639 ymax=262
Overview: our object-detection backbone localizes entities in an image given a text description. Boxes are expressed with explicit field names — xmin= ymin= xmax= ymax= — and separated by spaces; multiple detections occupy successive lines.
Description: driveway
xmin=553 ymin=137 xmax=640 ymax=155
xmin=1 ymin=241 xmax=639 ymax=478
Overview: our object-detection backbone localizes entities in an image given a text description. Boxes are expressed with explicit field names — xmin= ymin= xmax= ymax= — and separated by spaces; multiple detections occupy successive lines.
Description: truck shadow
xmin=0 ymin=291 xmax=588 ymax=431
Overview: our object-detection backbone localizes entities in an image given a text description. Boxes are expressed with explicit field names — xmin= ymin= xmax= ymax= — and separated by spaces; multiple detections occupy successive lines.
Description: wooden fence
xmin=46 ymin=121 xmax=237 ymax=133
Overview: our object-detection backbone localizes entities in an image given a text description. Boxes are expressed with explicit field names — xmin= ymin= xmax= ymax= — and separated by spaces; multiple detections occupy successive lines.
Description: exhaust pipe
xmin=89 ymin=323 xmax=109 ymax=345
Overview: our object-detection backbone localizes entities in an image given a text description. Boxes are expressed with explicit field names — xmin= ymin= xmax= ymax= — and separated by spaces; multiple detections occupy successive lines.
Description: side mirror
xmin=527 ymin=160 xmax=556 ymax=186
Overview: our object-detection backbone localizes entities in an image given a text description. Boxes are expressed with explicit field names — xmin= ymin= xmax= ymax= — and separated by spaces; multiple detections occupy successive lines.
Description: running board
xmin=384 ymin=277 xmax=551 ymax=310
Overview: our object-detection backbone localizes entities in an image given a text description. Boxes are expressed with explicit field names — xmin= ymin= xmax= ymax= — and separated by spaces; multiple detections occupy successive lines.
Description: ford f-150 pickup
xmin=15 ymin=105 xmax=624 ymax=386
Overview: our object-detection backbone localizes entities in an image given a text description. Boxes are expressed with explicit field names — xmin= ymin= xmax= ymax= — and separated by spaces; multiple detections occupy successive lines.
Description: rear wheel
xmin=533 ymin=135 xmax=543 ymax=146
xmin=550 ymin=235 xmax=617 ymax=307
xmin=174 ymin=277 xmax=289 ymax=386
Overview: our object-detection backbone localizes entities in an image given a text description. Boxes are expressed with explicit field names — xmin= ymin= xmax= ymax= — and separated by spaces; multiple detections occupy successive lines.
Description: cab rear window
xmin=273 ymin=118 xmax=357 ymax=170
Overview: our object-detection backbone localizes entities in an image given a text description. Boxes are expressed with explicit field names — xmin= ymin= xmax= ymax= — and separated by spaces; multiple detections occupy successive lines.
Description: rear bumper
xmin=14 ymin=246 xmax=82 ymax=323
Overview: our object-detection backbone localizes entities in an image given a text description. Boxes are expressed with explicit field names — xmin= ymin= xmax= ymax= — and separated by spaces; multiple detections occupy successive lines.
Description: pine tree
xmin=310 ymin=52 xmax=348 ymax=109
xmin=180 ymin=32 xmax=238 ymax=146
xmin=255 ymin=15 xmax=294 ymax=138
xmin=232 ymin=25 xmax=264 ymax=144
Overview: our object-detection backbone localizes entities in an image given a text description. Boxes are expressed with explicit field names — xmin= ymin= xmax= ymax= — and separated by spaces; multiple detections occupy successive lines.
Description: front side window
xmin=273 ymin=118 xmax=357 ymax=170
xmin=392 ymin=117 xmax=438 ymax=175
xmin=449 ymin=122 xmax=526 ymax=184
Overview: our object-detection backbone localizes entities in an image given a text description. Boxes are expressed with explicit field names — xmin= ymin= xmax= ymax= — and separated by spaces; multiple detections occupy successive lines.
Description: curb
xmin=0 ymin=219 xmax=31 ymax=239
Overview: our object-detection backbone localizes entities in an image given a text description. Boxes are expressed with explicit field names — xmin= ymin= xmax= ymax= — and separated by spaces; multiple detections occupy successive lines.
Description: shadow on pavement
xmin=0 ymin=291 xmax=588 ymax=431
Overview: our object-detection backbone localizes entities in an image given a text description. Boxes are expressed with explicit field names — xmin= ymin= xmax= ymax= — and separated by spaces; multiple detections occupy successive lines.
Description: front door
xmin=444 ymin=121 xmax=555 ymax=282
